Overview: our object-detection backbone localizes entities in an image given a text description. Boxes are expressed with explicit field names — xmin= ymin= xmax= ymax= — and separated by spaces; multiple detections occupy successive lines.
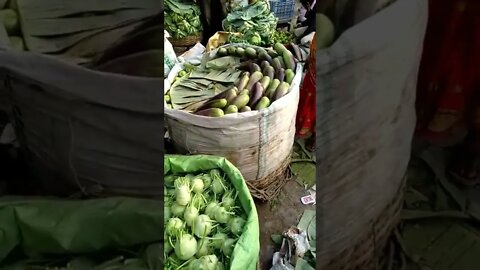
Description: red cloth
xmin=296 ymin=34 xmax=316 ymax=138
xmin=416 ymin=0 xmax=480 ymax=143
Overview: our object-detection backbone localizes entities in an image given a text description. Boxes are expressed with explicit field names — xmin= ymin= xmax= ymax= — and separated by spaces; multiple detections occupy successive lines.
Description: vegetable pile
xmin=222 ymin=0 xmax=277 ymax=46
xmin=164 ymin=0 xmax=202 ymax=39
xmin=0 ymin=4 xmax=26 ymax=51
xmin=225 ymin=0 xmax=248 ymax=12
xmin=165 ymin=42 xmax=300 ymax=117
xmin=272 ymin=30 xmax=295 ymax=44
xmin=164 ymin=169 xmax=247 ymax=269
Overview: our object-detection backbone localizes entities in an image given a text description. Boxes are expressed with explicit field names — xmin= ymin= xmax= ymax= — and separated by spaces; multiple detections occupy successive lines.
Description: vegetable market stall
xmin=164 ymin=42 xmax=303 ymax=201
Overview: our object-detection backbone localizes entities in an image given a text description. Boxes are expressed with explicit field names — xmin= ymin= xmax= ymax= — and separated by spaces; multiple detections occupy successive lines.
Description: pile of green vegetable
xmin=222 ymin=0 xmax=277 ymax=46
xmin=225 ymin=0 xmax=247 ymax=12
xmin=165 ymin=42 xmax=300 ymax=117
xmin=164 ymin=169 xmax=248 ymax=269
xmin=272 ymin=30 xmax=295 ymax=44
xmin=0 ymin=3 xmax=26 ymax=51
xmin=164 ymin=0 xmax=202 ymax=39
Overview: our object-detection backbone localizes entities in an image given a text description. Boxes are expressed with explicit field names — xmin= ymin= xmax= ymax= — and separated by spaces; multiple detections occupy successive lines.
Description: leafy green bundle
xmin=222 ymin=0 xmax=277 ymax=46
xmin=164 ymin=0 xmax=202 ymax=39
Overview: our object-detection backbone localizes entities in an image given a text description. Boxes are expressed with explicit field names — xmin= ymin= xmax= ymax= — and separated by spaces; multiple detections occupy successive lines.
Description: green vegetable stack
xmin=272 ymin=30 xmax=295 ymax=44
xmin=0 ymin=3 xmax=26 ymax=51
xmin=164 ymin=169 xmax=248 ymax=269
xmin=225 ymin=0 xmax=247 ymax=12
xmin=164 ymin=0 xmax=202 ymax=39
xmin=190 ymin=43 xmax=297 ymax=117
xmin=222 ymin=0 xmax=277 ymax=46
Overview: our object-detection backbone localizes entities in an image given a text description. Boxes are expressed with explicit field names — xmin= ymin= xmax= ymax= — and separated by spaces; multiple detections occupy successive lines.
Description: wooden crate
xmin=14 ymin=0 xmax=160 ymax=64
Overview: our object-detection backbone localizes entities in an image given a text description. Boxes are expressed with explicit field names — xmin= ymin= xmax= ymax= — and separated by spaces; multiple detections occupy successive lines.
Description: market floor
xmin=256 ymin=140 xmax=316 ymax=269
xmin=398 ymin=146 xmax=480 ymax=269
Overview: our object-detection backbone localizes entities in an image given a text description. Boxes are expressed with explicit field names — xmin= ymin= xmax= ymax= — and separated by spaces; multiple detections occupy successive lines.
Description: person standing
xmin=298 ymin=0 xmax=316 ymax=41
xmin=295 ymin=33 xmax=316 ymax=151
xmin=416 ymin=0 xmax=480 ymax=186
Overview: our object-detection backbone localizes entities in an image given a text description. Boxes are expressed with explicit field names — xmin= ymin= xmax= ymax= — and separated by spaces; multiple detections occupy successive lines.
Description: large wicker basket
xmin=168 ymin=32 xmax=202 ymax=47
xmin=246 ymin=156 xmax=292 ymax=201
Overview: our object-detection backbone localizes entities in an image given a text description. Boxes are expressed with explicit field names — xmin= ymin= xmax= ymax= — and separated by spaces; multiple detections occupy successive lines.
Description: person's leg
xmin=447 ymin=1 xmax=480 ymax=186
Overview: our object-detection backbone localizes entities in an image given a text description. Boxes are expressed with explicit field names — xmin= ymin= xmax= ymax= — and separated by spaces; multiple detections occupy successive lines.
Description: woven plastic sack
xmin=164 ymin=155 xmax=260 ymax=270
xmin=165 ymin=44 xmax=302 ymax=183
xmin=316 ymin=0 xmax=427 ymax=268
xmin=0 ymin=51 xmax=163 ymax=197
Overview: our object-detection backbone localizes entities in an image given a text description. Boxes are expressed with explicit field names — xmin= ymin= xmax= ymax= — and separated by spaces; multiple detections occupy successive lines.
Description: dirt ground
xmin=256 ymin=179 xmax=315 ymax=269
xmin=256 ymin=140 xmax=316 ymax=270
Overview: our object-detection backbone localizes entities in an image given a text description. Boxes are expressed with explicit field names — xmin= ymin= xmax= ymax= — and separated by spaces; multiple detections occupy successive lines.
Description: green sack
xmin=0 ymin=197 xmax=162 ymax=264
xmin=164 ymin=155 xmax=260 ymax=270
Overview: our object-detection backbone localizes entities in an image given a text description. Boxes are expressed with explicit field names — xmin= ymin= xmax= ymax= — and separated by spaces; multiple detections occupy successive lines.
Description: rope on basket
xmin=246 ymin=156 xmax=293 ymax=201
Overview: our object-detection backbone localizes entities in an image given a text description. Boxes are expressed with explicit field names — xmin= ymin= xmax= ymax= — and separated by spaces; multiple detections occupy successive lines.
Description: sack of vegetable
xmin=165 ymin=0 xmax=203 ymax=46
xmin=164 ymin=43 xmax=303 ymax=200
xmin=317 ymin=0 xmax=427 ymax=269
xmin=164 ymin=155 xmax=260 ymax=270
xmin=0 ymin=51 xmax=163 ymax=198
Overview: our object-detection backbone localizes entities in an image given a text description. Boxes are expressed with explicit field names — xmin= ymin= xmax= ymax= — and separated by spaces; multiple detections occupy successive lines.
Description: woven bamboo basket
xmin=246 ymin=156 xmax=292 ymax=201
xmin=168 ymin=32 xmax=202 ymax=47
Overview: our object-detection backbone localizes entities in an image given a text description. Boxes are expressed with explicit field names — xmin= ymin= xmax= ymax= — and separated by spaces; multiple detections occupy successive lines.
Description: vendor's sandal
xmin=420 ymin=113 xmax=467 ymax=147
xmin=448 ymin=143 xmax=480 ymax=187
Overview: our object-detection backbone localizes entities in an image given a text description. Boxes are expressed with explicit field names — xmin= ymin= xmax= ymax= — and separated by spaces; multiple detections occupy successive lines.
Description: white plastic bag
xmin=164 ymin=31 xmax=177 ymax=77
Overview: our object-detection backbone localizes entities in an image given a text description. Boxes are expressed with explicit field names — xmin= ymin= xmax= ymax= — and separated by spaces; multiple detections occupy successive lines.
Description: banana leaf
xmin=190 ymin=69 xmax=242 ymax=83
xmin=169 ymin=83 xmax=223 ymax=110
xmin=206 ymin=56 xmax=241 ymax=70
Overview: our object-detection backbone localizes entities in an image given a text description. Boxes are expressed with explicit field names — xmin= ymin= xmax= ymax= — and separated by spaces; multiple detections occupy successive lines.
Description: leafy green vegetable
xmin=223 ymin=0 xmax=278 ymax=46
xmin=165 ymin=0 xmax=202 ymax=39
xmin=272 ymin=30 xmax=296 ymax=44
